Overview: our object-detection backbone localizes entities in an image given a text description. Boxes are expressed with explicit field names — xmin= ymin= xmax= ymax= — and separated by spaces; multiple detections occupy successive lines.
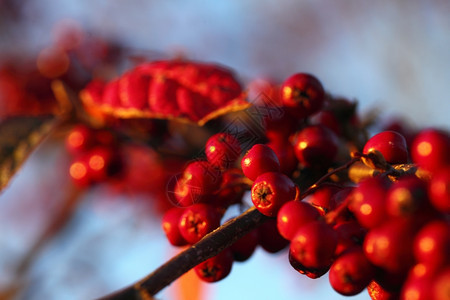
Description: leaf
xmin=79 ymin=60 xmax=250 ymax=126
xmin=0 ymin=115 xmax=57 ymax=192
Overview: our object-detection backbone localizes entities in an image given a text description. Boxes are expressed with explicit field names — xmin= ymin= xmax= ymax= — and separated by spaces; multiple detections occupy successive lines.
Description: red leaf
xmin=79 ymin=60 xmax=249 ymax=125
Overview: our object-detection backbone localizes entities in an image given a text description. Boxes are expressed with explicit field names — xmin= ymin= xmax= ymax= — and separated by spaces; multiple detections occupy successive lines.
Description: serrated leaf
xmin=0 ymin=115 xmax=57 ymax=192
xmin=79 ymin=60 xmax=250 ymax=126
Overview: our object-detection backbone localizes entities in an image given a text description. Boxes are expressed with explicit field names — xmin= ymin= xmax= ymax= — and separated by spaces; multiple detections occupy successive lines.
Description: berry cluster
xmin=159 ymin=72 xmax=450 ymax=300
xmin=66 ymin=124 xmax=124 ymax=187
xmin=162 ymin=133 xmax=290 ymax=282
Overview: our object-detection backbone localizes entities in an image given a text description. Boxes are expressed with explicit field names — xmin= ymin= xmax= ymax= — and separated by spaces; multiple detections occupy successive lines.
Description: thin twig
xmin=99 ymin=207 xmax=269 ymax=299
xmin=300 ymin=157 xmax=360 ymax=199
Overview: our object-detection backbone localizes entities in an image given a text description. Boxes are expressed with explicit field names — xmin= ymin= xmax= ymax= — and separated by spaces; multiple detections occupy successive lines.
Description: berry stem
xmin=300 ymin=156 xmax=360 ymax=200
xmin=100 ymin=207 xmax=269 ymax=299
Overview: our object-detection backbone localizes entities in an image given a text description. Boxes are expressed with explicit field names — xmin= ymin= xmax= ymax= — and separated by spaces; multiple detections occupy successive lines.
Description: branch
xmin=99 ymin=207 xmax=269 ymax=300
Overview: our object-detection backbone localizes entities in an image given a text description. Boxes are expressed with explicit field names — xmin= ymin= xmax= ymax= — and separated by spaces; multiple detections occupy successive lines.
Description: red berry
xmin=372 ymin=268 xmax=408 ymax=294
xmin=293 ymin=125 xmax=339 ymax=168
xmin=329 ymin=247 xmax=376 ymax=296
xmin=95 ymin=129 xmax=118 ymax=147
xmin=363 ymin=218 xmax=416 ymax=273
xmin=69 ymin=156 xmax=92 ymax=187
xmin=411 ymin=128 xmax=450 ymax=173
xmin=251 ymin=172 xmax=297 ymax=217
xmin=241 ymin=144 xmax=280 ymax=181
xmin=65 ymin=124 xmax=95 ymax=155
xmin=174 ymin=161 xmax=221 ymax=207
xmin=290 ymin=221 xmax=338 ymax=269
xmin=280 ymin=73 xmax=325 ymax=118
xmin=428 ymin=167 xmax=450 ymax=213
xmin=258 ymin=219 xmax=289 ymax=253
xmin=413 ymin=220 xmax=450 ymax=268
xmin=162 ymin=207 xmax=188 ymax=246
xmin=363 ymin=131 xmax=408 ymax=164
xmin=308 ymin=185 xmax=342 ymax=214
xmin=432 ymin=267 xmax=450 ymax=300
xmin=84 ymin=146 xmax=123 ymax=182
xmin=401 ymin=265 xmax=435 ymax=300
xmin=230 ymin=228 xmax=259 ymax=262
xmin=288 ymin=248 xmax=330 ymax=279
xmin=367 ymin=280 xmax=400 ymax=300
xmin=277 ymin=200 xmax=320 ymax=240
xmin=385 ymin=175 xmax=429 ymax=218
xmin=348 ymin=176 xmax=390 ymax=229
xmin=210 ymin=168 xmax=245 ymax=208
xmin=267 ymin=139 xmax=298 ymax=176
xmin=333 ymin=221 xmax=367 ymax=256
xmin=178 ymin=203 xmax=221 ymax=244
xmin=194 ymin=248 xmax=233 ymax=282
xmin=313 ymin=110 xmax=342 ymax=136
xmin=205 ymin=133 xmax=241 ymax=169
xmin=264 ymin=109 xmax=299 ymax=141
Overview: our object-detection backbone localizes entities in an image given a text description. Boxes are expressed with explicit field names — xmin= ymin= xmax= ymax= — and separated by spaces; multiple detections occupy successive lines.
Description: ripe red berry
xmin=194 ymin=248 xmax=233 ymax=282
xmin=308 ymin=185 xmax=343 ymax=214
xmin=385 ymin=175 xmax=429 ymax=218
xmin=348 ymin=176 xmax=390 ymax=229
xmin=333 ymin=221 xmax=367 ymax=256
xmin=401 ymin=274 xmax=434 ymax=300
xmin=178 ymin=203 xmax=221 ymax=244
xmin=432 ymin=267 xmax=450 ymax=300
xmin=230 ymin=228 xmax=259 ymax=262
xmin=210 ymin=168 xmax=245 ymax=208
xmin=401 ymin=262 xmax=443 ymax=300
xmin=251 ymin=172 xmax=297 ymax=217
xmin=428 ymin=167 xmax=450 ymax=213
xmin=413 ymin=220 xmax=450 ymax=268
xmin=174 ymin=160 xmax=221 ymax=207
xmin=205 ymin=132 xmax=241 ymax=169
xmin=288 ymin=248 xmax=330 ymax=279
xmin=363 ymin=218 xmax=416 ymax=273
xmin=372 ymin=268 xmax=408 ymax=294
xmin=162 ymin=207 xmax=188 ymax=247
xmin=84 ymin=146 xmax=123 ymax=182
xmin=258 ymin=218 xmax=289 ymax=253
xmin=241 ymin=144 xmax=280 ymax=181
xmin=329 ymin=247 xmax=376 ymax=296
xmin=277 ymin=200 xmax=320 ymax=240
xmin=280 ymin=73 xmax=325 ymax=118
xmin=290 ymin=221 xmax=338 ymax=269
xmin=411 ymin=128 xmax=450 ymax=173
xmin=367 ymin=280 xmax=400 ymax=300
xmin=65 ymin=124 xmax=95 ymax=155
xmin=313 ymin=110 xmax=342 ymax=136
xmin=267 ymin=139 xmax=298 ymax=176
xmin=69 ymin=156 xmax=92 ymax=187
xmin=363 ymin=131 xmax=408 ymax=164
xmin=293 ymin=125 xmax=339 ymax=168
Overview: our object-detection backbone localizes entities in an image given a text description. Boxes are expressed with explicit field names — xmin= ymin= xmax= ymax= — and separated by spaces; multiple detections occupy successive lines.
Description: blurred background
xmin=0 ymin=0 xmax=449 ymax=299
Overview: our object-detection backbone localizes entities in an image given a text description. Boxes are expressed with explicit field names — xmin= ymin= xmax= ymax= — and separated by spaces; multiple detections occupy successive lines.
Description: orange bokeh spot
xmin=70 ymin=162 xmax=87 ymax=180
xmin=89 ymin=155 xmax=105 ymax=171
xmin=417 ymin=141 xmax=432 ymax=157
xmin=360 ymin=203 xmax=373 ymax=215
xmin=419 ymin=237 xmax=435 ymax=253
xmin=67 ymin=131 xmax=85 ymax=149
